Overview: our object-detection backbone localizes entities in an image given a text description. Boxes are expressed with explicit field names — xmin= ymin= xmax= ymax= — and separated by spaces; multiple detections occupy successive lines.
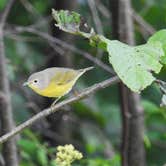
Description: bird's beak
xmin=23 ymin=81 xmax=29 ymax=86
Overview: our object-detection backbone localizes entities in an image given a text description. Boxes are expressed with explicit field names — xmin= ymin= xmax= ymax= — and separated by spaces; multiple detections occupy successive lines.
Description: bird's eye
xmin=34 ymin=80 xmax=38 ymax=83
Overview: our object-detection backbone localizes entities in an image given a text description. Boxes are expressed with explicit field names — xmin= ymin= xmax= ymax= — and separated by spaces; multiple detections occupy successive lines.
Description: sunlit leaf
xmin=144 ymin=134 xmax=151 ymax=148
xmin=36 ymin=148 xmax=48 ymax=166
xmin=18 ymin=139 xmax=37 ymax=155
xmin=101 ymin=36 xmax=164 ymax=92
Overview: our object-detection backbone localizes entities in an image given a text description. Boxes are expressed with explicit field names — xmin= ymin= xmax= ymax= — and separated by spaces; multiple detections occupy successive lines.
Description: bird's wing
xmin=43 ymin=66 xmax=93 ymax=86
xmin=51 ymin=69 xmax=79 ymax=86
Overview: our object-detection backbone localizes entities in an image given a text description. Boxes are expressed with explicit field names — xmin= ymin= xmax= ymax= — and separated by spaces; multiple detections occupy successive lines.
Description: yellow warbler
xmin=23 ymin=67 xmax=93 ymax=104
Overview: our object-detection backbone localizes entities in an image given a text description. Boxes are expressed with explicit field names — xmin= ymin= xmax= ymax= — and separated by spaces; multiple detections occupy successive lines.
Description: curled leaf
xmin=52 ymin=9 xmax=95 ymax=39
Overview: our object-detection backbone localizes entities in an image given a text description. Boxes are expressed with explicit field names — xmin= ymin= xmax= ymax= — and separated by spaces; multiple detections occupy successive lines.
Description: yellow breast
xmin=29 ymin=80 xmax=75 ymax=98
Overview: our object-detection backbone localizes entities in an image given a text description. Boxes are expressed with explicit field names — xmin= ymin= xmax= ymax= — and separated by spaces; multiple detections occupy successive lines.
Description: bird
xmin=23 ymin=66 xmax=94 ymax=105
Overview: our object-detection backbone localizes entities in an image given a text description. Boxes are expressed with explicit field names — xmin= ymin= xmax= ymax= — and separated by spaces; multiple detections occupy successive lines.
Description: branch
xmin=20 ymin=0 xmax=40 ymax=18
xmin=96 ymin=0 xmax=110 ymax=19
xmin=110 ymin=0 xmax=146 ymax=166
xmin=87 ymin=0 xmax=104 ymax=59
xmin=0 ymin=0 xmax=15 ymax=28
xmin=132 ymin=9 xmax=156 ymax=35
xmin=87 ymin=0 xmax=104 ymax=35
xmin=6 ymin=25 xmax=115 ymax=74
xmin=0 ymin=76 xmax=120 ymax=144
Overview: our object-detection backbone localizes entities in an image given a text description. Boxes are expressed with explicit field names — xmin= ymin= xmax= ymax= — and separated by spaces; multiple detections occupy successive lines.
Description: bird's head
xmin=23 ymin=72 xmax=47 ymax=90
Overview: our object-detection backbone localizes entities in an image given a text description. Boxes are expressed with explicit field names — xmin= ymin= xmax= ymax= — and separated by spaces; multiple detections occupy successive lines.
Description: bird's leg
xmin=72 ymin=87 xmax=80 ymax=97
xmin=51 ymin=97 xmax=61 ymax=111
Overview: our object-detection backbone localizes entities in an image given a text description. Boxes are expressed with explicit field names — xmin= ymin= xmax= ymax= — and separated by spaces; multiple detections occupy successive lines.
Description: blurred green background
xmin=0 ymin=0 xmax=166 ymax=166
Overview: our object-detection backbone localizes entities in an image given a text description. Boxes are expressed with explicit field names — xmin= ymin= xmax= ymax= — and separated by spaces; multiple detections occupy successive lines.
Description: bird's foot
xmin=50 ymin=97 xmax=61 ymax=112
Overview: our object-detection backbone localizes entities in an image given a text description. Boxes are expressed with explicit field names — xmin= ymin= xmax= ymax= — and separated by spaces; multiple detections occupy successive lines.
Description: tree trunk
xmin=49 ymin=0 xmax=77 ymax=67
xmin=109 ymin=0 xmax=146 ymax=166
xmin=0 ymin=1 xmax=18 ymax=166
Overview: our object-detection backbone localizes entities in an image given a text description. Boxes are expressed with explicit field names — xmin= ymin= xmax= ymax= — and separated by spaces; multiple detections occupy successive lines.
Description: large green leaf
xmin=148 ymin=29 xmax=166 ymax=64
xmin=100 ymin=36 xmax=164 ymax=92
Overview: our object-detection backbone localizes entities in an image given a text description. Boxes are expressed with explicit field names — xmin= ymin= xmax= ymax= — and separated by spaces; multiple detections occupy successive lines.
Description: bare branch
xmin=96 ymin=0 xmax=110 ymax=19
xmin=110 ymin=0 xmax=146 ymax=166
xmin=87 ymin=0 xmax=104 ymax=35
xmin=6 ymin=25 xmax=115 ymax=74
xmin=0 ymin=0 xmax=15 ymax=28
xmin=0 ymin=76 xmax=120 ymax=144
xmin=19 ymin=0 xmax=52 ymax=29
xmin=132 ymin=9 xmax=156 ymax=35
xmin=87 ymin=0 xmax=104 ymax=59
xmin=20 ymin=0 xmax=40 ymax=18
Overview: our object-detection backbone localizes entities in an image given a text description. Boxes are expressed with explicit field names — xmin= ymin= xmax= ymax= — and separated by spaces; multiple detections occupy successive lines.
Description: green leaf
xmin=49 ymin=160 xmax=57 ymax=166
xmin=0 ymin=0 xmax=7 ymax=10
xmin=36 ymin=148 xmax=48 ymax=166
xmin=143 ymin=134 xmax=151 ymax=148
xmin=52 ymin=9 xmax=95 ymax=39
xmin=101 ymin=36 xmax=164 ymax=92
xmin=148 ymin=29 xmax=166 ymax=64
xmin=82 ymin=156 xmax=121 ymax=166
xmin=18 ymin=139 xmax=37 ymax=155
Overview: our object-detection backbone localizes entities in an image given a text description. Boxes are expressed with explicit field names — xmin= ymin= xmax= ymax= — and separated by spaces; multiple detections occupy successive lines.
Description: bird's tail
xmin=79 ymin=66 xmax=94 ymax=73
xmin=74 ymin=66 xmax=94 ymax=83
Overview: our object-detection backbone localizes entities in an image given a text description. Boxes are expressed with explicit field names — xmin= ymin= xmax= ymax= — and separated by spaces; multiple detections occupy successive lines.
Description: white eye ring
xmin=34 ymin=80 xmax=38 ymax=83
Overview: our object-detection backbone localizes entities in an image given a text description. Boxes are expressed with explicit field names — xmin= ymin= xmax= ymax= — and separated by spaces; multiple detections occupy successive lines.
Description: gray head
xmin=23 ymin=71 xmax=49 ymax=90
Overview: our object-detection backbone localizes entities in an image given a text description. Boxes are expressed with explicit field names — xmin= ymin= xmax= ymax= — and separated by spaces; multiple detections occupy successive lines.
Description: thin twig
xmin=96 ymin=0 xmax=110 ymax=19
xmin=87 ymin=0 xmax=104 ymax=59
xmin=0 ymin=0 xmax=15 ymax=28
xmin=18 ymin=0 xmax=64 ymax=60
xmin=0 ymin=76 xmax=120 ymax=144
xmin=5 ymin=32 xmax=40 ymax=42
xmin=20 ymin=0 xmax=52 ymax=29
xmin=29 ymin=15 xmax=52 ymax=29
xmin=87 ymin=0 xmax=104 ymax=35
xmin=132 ymin=9 xmax=156 ymax=35
xmin=20 ymin=0 xmax=40 ymax=18
xmin=155 ymin=79 xmax=166 ymax=94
